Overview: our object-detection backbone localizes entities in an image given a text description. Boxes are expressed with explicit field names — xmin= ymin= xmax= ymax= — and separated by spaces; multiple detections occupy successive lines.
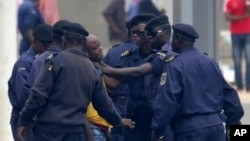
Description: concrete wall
xmin=57 ymin=0 xmax=172 ymax=49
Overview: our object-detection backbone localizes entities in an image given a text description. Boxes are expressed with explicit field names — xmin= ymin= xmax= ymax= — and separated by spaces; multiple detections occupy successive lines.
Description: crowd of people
xmin=8 ymin=0 xmax=245 ymax=141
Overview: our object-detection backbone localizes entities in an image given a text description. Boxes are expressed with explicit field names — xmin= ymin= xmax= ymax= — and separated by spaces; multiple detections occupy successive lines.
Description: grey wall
xmin=58 ymin=0 xmax=111 ymax=48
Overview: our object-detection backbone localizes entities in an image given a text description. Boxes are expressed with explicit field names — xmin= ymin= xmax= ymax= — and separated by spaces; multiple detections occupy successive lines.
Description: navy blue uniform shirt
xmin=8 ymin=47 xmax=37 ymax=123
xmin=28 ymin=46 xmax=62 ymax=86
xmin=19 ymin=48 xmax=121 ymax=132
xmin=104 ymin=39 xmax=137 ymax=97
xmin=18 ymin=0 xmax=44 ymax=54
xmin=151 ymin=46 xmax=244 ymax=137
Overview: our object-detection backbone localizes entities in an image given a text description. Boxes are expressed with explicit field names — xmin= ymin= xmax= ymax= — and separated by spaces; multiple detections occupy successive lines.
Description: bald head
xmin=85 ymin=34 xmax=104 ymax=62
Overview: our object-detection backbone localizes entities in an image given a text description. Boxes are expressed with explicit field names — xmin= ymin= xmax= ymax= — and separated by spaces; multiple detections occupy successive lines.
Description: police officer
xmin=8 ymin=24 xmax=52 ymax=141
xmin=17 ymin=23 xmax=134 ymax=141
xmin=117 ymin=14 xmax=155 ymax=141
xmin=103 ymin=20 xmax=137 ymax=141
xmin=98 ymin=14 xmax=176 ymax=141
xmin=28 ymin=20 xmax=71 ymax=86
xmin=18 ymin=0 xmax=45 ymax=55
xmin=151 ymin=23 xmax=244 ymax=141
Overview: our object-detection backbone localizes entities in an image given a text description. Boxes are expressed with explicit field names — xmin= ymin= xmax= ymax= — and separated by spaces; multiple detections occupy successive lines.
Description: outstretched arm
xmin=97 ymin=61 xmax=153 ymax=80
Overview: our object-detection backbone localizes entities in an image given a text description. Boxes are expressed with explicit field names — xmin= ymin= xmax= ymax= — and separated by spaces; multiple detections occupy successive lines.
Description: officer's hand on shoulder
xmin=120 ymin=118 xmax=135 ymax=128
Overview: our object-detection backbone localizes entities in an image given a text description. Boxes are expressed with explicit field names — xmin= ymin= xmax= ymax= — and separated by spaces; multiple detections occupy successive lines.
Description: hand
xmin=17 ymin=126 xmax=27 ymax=141
xmin=121 ymin=118 xmax=135 ymax=129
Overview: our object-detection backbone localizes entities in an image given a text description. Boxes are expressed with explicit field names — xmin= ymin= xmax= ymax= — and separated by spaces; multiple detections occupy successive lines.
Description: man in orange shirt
xmin=224 ymin=0 xmax=250 ymax=92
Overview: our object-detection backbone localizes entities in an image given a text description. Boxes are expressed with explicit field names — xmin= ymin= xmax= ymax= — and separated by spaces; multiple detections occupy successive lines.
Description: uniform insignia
xmin=45 ymin=53 xmax=57 ymax=63
xmin=160 ymin=72 xmax=167 ymax=86
xmin=121 ymin=50 xmax=129 ymax=57
xmin=17 ymin=67 xmax=26 ymax=72
xmin=165 ymin=56 xmax=175 ymax=62
xmin=48 ymin=65 xmax=53 ymax=71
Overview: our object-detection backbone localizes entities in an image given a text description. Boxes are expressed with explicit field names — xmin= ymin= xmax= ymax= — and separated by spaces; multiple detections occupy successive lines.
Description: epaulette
xmin=164 ymin=52 xmax=178 ymax=63
xmin=203 ymin=52 xmax=214 ymax=59
xmin=45 ymin=53 xmax=58 ymax=63
xmin=121 ymin=49 xmax=135 ymax=57
xmin=112 ymin=44 xmax=121 ymax=48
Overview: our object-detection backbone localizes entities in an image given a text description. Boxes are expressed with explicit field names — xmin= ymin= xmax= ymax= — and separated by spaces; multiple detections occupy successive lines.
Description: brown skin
xmin=86 ymin=34 xmax=104 ymax=62
xmin=85 ymin=34 xmax=120 ymax=90
xmin=86 ymin=35 xmax=135 ymax=128
xmin=31 ymin=39 xmax=51 ymax=54
xmin=131 ymin=23 xmax=151 ymax=54
xmin=171 ymin=33 xmax=194 ymax=53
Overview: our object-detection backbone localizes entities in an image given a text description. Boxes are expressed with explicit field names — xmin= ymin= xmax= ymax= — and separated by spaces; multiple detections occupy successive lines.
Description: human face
xmin=32 ymin=39 xmax=46 ymax=54
xmin=131 ymin=23 xmax=148 ymax=47
xmin=171 ymin=33 xmax=181 ymax=53
xmin=87 ymin=39 xmax=104 ymax=62
xmin=147 ymin=27 xmax=166 ymax=50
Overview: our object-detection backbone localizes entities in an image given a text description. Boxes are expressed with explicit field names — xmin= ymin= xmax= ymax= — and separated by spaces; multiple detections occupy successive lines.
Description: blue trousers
xmin=32 ymin=127 xmax=86 ymax=141
xmin=231 ymin=34 xmax=250 ymax=90
xmin=174 ymin=124 xmax=226 ymax=141
xmin=90 ymin=124 xmax=106 ymax=141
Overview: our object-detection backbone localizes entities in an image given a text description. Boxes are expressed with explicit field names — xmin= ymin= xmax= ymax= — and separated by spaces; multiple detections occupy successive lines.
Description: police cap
xmin=32 ymin=24 xmax=52 ymax=43
xmin=172 ymin=23 xmax=199 ymax=42
xmin=63 ymin=23 xmax=89 ymax=37
xmin=130 ymin=13 xmax=155 ymax=27
xmin=145 ymin=15 xmax=170 ymax=31
xmin=53 ymin=20 xmax=71 ymax=36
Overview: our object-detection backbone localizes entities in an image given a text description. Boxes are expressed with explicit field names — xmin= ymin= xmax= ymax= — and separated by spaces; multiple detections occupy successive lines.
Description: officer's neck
xmin=139 ymin=43 xmax=151 ymax=55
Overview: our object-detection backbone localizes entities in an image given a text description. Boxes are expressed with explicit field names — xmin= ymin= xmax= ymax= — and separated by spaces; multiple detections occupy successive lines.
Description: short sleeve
xmin=223 ymin=0 xmax=233 ymax=13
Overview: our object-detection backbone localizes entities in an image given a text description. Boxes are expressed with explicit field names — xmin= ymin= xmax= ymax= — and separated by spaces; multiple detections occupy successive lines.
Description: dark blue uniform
xmin=151 ymin=46 xmax=244 ymax=141
xmin=18 ymin=0 xmax=44 ymax=55
xmin=104 ymin=39 xmax=137 ymax=141
xmin=118 ymin=47 xmax=156 ymax=141
xmin=8 ymin=47 xmax=37 ymax=141
xmin=19 ymin=48 xmax=122 ymax=141
xmin=28 ymin=46 xmax=62 ymax=86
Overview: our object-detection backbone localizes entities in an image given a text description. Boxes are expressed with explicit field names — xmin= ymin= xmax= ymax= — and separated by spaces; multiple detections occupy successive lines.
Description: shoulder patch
xmin=45 ymin=53 xmax=58 ymax=63
xmin=121 ymin=49 xmax=135 ymax=57
xmin=165 ymin=56 xmax=175 ymax=63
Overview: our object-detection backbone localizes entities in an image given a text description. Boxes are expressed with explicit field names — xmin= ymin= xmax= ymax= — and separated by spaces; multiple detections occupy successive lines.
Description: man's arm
xmin=18 ymin=62 xmax=55 ymax=127
xmin=98 ymin=61 xmax=153 ymax=79
xmin=152 ymin=65 xmax=181 ymax=138
xmin=223 ymin=79 xmax=244 ymax=129
xmin=224 ymin=12 xmax=249 ymax=21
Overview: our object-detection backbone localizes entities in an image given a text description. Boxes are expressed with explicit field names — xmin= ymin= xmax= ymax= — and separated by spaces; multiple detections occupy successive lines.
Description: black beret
xmin=172 ymin=23 xmax=199 ymax=42
xmin=145 ymin=15 xmax=170 ymax=31
xmin=130 ymin=13 xmax=155 ymax=27
xmin=33 ymin=24 xmax=52 ymax=42
xmin=63 ymin=23 xmax=89 ymax=37
xmin=53 ymin=20 xmax=71 ymax=36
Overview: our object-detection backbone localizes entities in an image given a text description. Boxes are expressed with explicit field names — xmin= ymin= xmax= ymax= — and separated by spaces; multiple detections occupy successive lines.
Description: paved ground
xmin=237 ymin=92 xmax=250 ymax=124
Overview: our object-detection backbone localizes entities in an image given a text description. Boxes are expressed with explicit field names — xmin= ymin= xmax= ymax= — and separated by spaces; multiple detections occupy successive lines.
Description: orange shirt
xmin=224 ymin=0 xmax=250 ymax=34
xmin=86 ymin=103 xmax=112 ymax=128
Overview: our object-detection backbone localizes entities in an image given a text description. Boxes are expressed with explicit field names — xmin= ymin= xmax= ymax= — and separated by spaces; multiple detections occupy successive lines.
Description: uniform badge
xmin=160 ymin=72 xmax=167 ymax=86
xmin=48 ymin=65 xmax=53 ymax=71
xmin=165 ymin=56 xmax=175 ymax=63
xmin=121 ymin=50 xmax=129 ymax=57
